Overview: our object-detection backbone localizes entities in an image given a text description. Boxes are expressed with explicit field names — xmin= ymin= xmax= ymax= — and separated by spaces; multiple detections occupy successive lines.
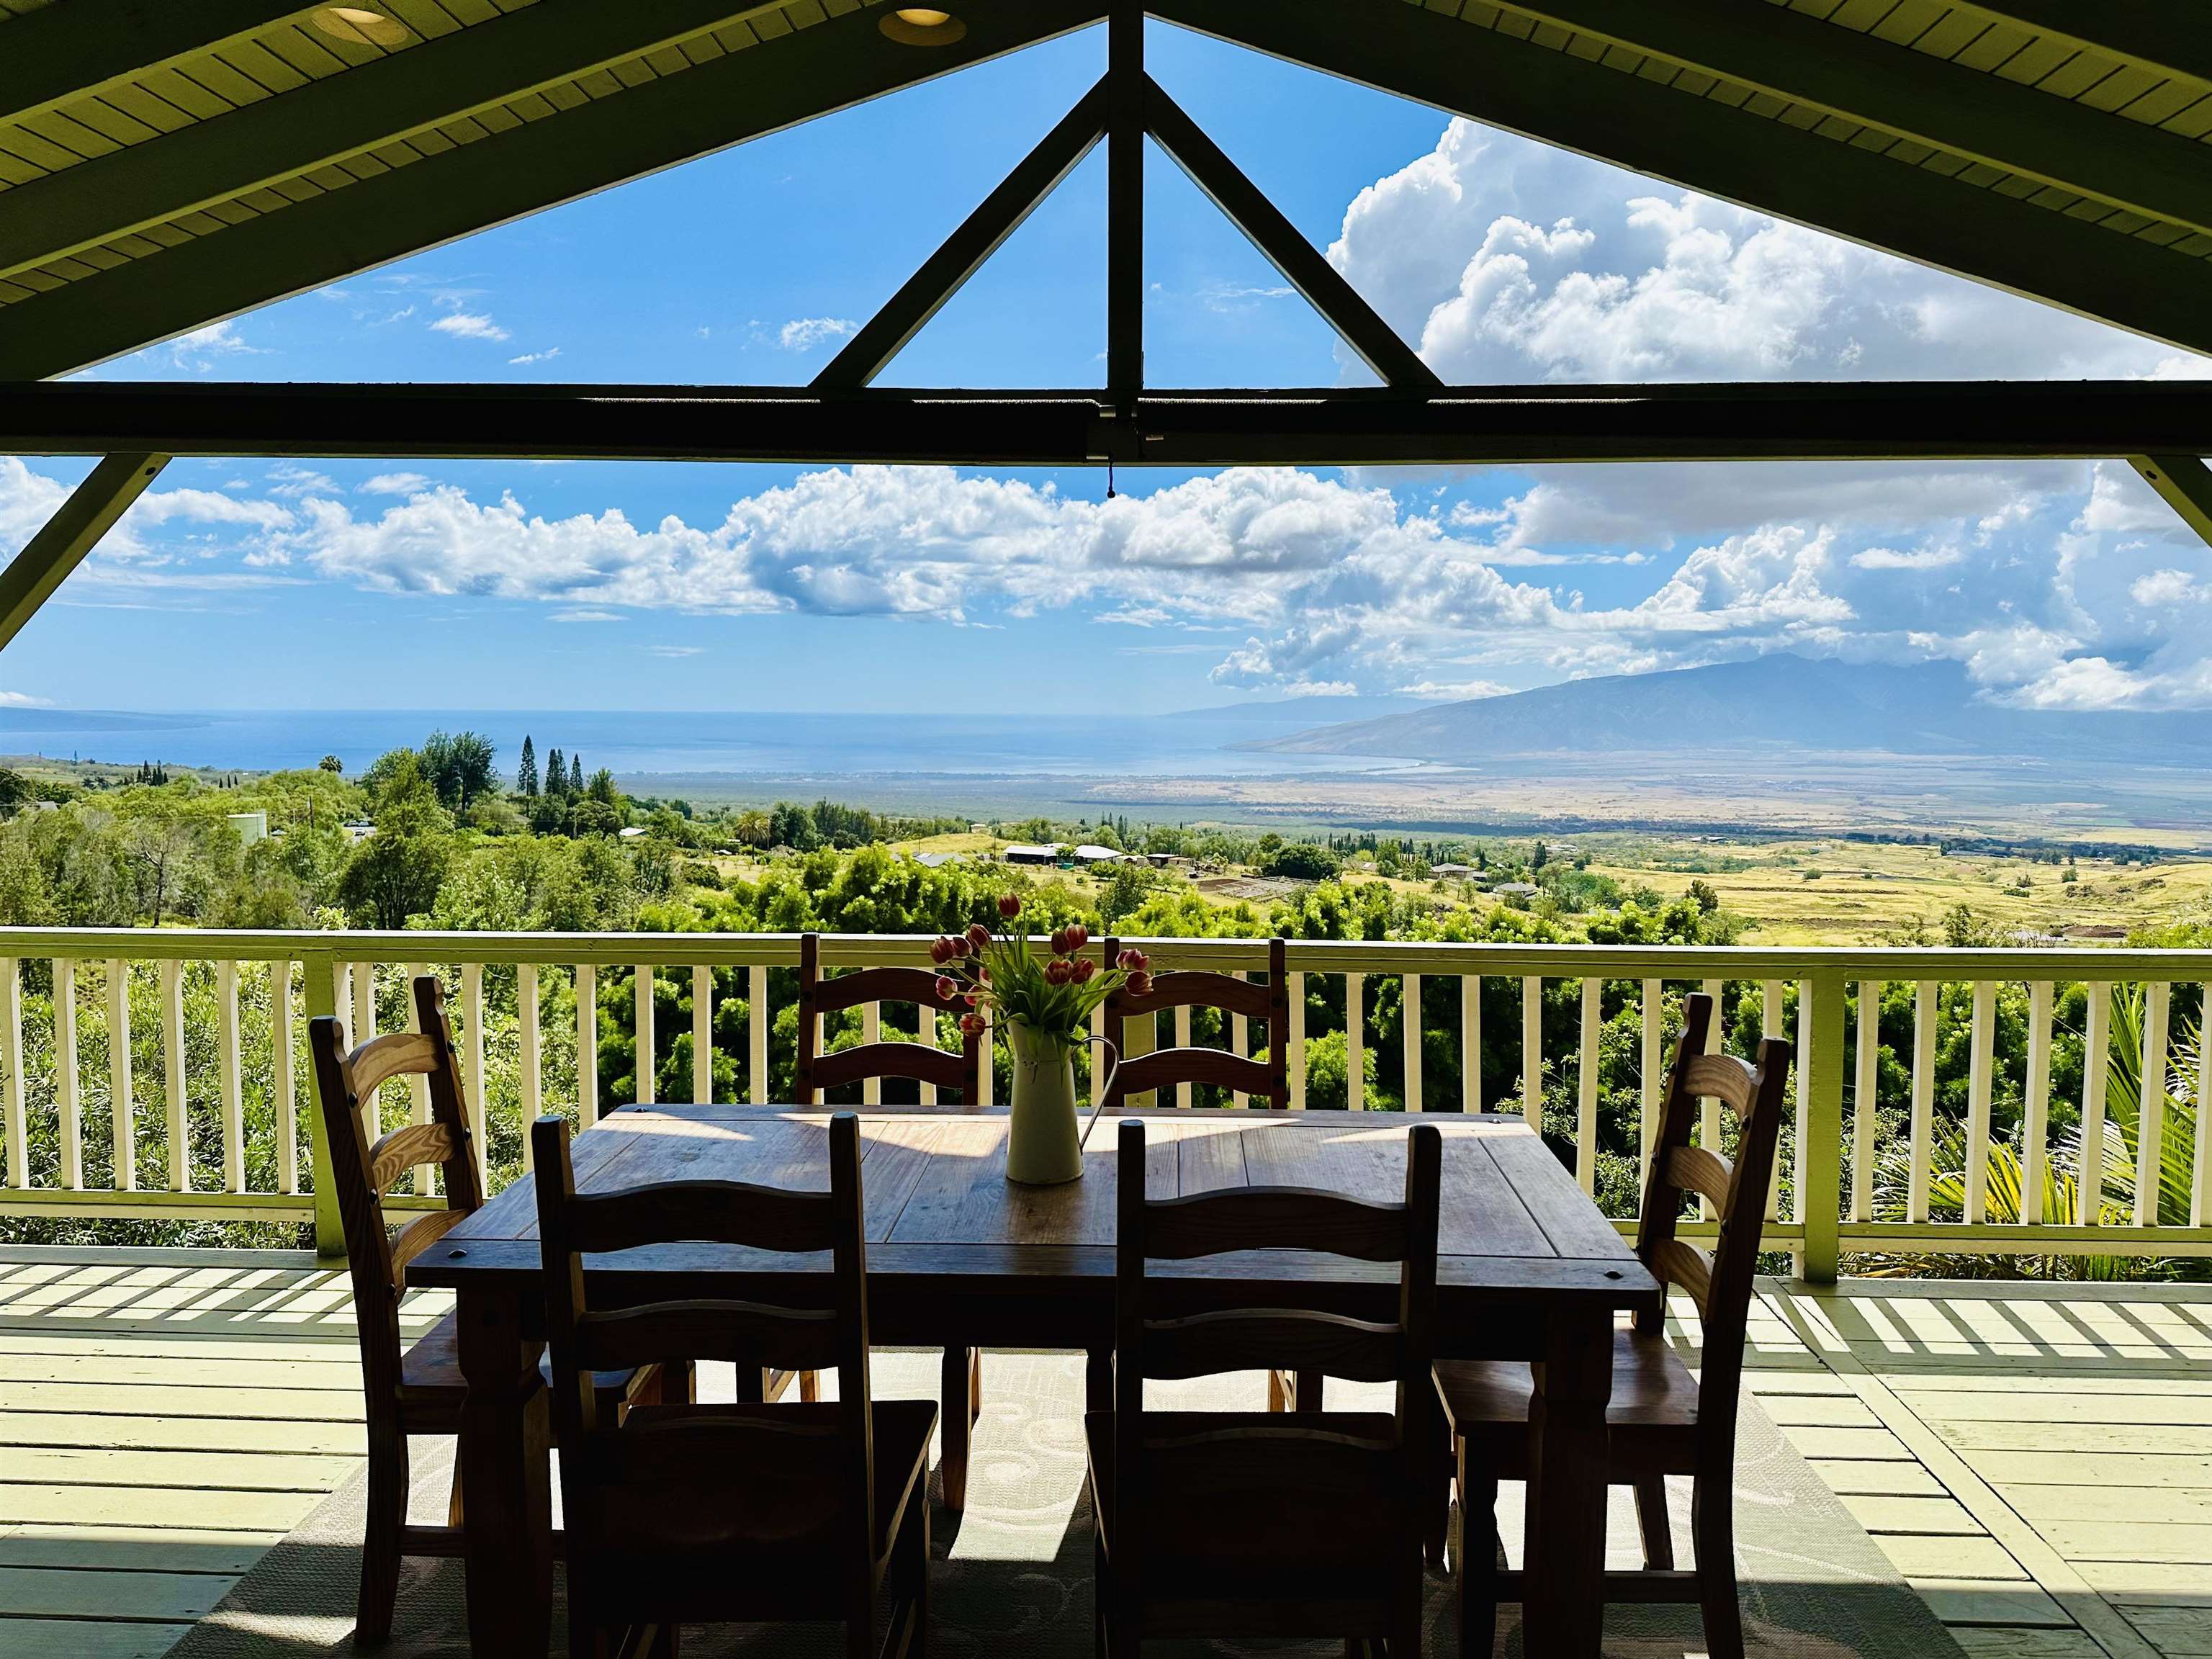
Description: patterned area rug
xmin=170 ymin=1353 xmax=1962 ymax=1658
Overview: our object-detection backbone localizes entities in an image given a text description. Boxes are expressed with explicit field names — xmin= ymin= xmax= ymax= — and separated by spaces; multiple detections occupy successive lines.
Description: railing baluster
xmin=0 ymin=958 xmax=22 ymax=1188
xmin=1800 ymin=974 xmax=1845 ymax=1284
xmin=2081 ymin=983 xmax=2110 ymax=1225
xmin=1907 ymin=981 xmax=1936 ymax=1225
xmin=217 ymin=960 xmax=244 ymax=1193
xmin=577 ymin=963 xmax=598 ymax=1127
xmin=1231 ymin=972 xmax=1248 ymax=1109
xmin=350 ymin=961 xmax=377 ymax=1141
xmin=1345 ymin=973 xmax=1364 ymax=1111
xmin=161 ymin=958 xmax=186 ymax=1193
xmin=2136 ymin=979 xmax=2170 ymax=1229
xmin=1761 ymin=981 xmax=1784 ymax=1221
xmin=861 ymin=999 xmax=881 ymax=1106
xmin=1287 ymin=970 xmax=1305 ymax=1110
xmin=1851 ymin=979 xmax=1879 ymax=1223
xmin=1639 ymin=979 xmax=1661 ymax=1183
xmin=1174 ymin=1004 xmax=1192 ymax=1108
xmin=405 ymin=961 xmax=433 ymax=1192
xmin=1462 ymin=972 xmax=1481 ymax=1112
xmin=460 ymin=961 xmax=486 ymax=1189
xmin=1699 ymin=976 xmax=1722 ymax=1218
xmin=1402 ymin=973 xmax=1421 ymax=1115
xmin=107 ymin=958 xmax=134 ymax=1192
xmin=54 ymin=958 xmax=80 ymax=1189
xmin=748 ymin=965 xmax=768 ymax=1105
xmin=634 ymin=963 xmax=655 ymax=1107
xmin=2023 ymin=980 xmax=2051 ymax=1228
xmin=273 ymin=961 xmax=297 ymax=1195
xmin=518 ymin=963 xmax=541 ymax=1172
xmin=1964 ymin=980 xmax=1996 ymax=1225
xmin=1575 ymin=976 xmax=1600 ymax=1197
xmin=2194 ymin=980 xmax=2212 ymax=1227
xmin=692 ymin=966 xmax=712 ymax=1106
xmin=1521 ymin=975 xmax=1541 ymax=1118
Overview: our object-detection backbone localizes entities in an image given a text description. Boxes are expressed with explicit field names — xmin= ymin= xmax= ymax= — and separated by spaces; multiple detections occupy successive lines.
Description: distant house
xmin=1003 ymin=843 xmax=1062 ymax=866
xmin=1493 ymin=881 xmax=1540 ymax=902
xmin=912 ymin=850 xmax=962 ymax=869
xmin=1069 ymin=845 xmax=1122 ymax=866
xmin=227 ymin=810 xmax=267 ymax=847
xmin=1432 ymin=862 xmax=1478 ymax=878
xmin=618 ymin=825 xmax=647 ymax=840
xmin=1143 ymin=853 xmax=1197 ymax=871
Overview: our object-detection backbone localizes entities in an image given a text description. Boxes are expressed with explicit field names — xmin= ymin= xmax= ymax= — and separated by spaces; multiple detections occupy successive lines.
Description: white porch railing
xmin=0 ymin=929 xmax=2208 ymax=1281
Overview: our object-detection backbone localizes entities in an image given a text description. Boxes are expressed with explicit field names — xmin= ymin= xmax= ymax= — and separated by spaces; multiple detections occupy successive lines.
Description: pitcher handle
xmin=1078 ymin=1035 xmax=1120 ymax=1151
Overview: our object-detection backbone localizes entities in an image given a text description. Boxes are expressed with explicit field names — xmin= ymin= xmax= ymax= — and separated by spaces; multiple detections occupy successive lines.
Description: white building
xmin=1003 ymin=843 xmax=1063 ymax=866
xmin=227 ymin=810 xmax=267 ymax=847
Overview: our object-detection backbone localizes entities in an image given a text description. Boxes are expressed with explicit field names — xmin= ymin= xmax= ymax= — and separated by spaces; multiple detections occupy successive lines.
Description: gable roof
xmin=0 ymin=0 xmax=2206 ymax=379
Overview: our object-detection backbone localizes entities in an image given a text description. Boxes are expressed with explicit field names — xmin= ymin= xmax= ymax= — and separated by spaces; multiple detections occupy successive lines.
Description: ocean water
xmin=0 ymin=707 xmax=1403 ymax=783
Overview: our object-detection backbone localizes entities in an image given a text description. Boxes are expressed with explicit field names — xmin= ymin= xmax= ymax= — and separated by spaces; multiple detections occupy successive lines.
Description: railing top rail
xmin=0 ymin=927 xmax=2204 ymax=980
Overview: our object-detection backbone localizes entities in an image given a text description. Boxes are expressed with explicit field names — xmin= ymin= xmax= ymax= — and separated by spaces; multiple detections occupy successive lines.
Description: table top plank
xmin=1177 ymin=1116 xmax=1249 ymax=1195
xmin=1481 ymin=1128 xmax=1634 ymax=1262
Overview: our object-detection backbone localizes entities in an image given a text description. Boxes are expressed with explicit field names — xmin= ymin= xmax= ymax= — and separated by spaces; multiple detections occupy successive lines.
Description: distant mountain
xmin=1251 ymin=656 xmax=2212 ymax=765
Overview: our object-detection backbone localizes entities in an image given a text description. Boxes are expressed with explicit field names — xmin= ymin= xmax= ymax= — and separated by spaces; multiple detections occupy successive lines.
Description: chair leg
xmin=800 ymin=1369 xmax=820 ymax=1403
xmin=446 ymin=1454 xmax=464 ymax=1529
xmin=1086 ymin=1346 xmax=1112 ymax=1415
xmin=1093 ymin=1529 xmax=1110 ymax=1659
xmin=904 ymin=1477 xmax=932 ymax=1659
xmin=1692 ymin=1477 xmax=1745 ymax=1659
xmin=1634 ymin=1475 xmax=1675 ymax=1570
xmin=1457 ymin=1443 xmax=1499 ymax=1659
xmin=1295 ymin=1369 xmax=1324 ymax=1413
xmin=356 ymin=1426 xmax=407 ymax=1645
xmin=968 ymin=1346 xmax=983 ymax=1426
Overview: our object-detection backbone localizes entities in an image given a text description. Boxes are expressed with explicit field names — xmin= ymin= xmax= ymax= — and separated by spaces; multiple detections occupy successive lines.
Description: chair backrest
xmin=795 ymin=932 xmax=983 ymax=1105
xmin=1100 ymin=936 xmax=1290 ymax=1110
xmin=532 ymin=1110 xmax=876 ymax=1590
xmin=307 ymin=976 xmax=483 ymax=1403
xmin=1632 ymin=992 xmax=1791 ymax=1444
xmin=1110 ymin=1115 xmax=1439 ymax=1590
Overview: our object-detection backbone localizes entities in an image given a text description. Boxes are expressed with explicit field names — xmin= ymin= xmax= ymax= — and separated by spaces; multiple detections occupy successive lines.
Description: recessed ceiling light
xmin=310 ymin=6 xmax=410 ymax=48
xmin=880 ymin=7 xmax=966 ymax=45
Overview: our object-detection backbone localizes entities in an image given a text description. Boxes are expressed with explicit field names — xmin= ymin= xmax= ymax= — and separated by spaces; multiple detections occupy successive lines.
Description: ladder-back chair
xmin=1098 ymin=935 xmax=1289 ymax=1110
xmin=1434 ymin=993 xmax=1791 ymax=1659
xmin=534 ymin=1110 xmax=933 ymax=1659
xmin=1087 ymin=1115 xmax=1441 ymax=1656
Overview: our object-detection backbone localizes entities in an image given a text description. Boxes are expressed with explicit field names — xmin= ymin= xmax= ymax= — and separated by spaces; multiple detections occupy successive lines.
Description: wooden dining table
xmin=409 ymin=1103 xmax=1660 ymax=1658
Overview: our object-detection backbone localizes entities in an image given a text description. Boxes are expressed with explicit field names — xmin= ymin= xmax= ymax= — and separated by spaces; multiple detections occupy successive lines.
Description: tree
xmin=0 ymin=768 xmax=33 ymax=817
xmin=337 ymin=753 xmax=454 ymax=928
xmin=318 ymin=754 xmax=343 ymax=774
xmin=421 ymin=729 xmax=497 ymax=811
xmin=546 ymin=747 xmax=565 ymax=797
xmin=569 ymin=754 xmax=585 ymax=794
xmin=517 ymin=735 xmax=539 ymax=799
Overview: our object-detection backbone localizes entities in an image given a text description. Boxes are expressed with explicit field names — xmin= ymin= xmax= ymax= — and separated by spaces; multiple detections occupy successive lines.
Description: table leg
xmin=940 ymin=1345 xmax=976 ymax=1512
xmin=457 ymin=1283 xmax=552 ymax=1659
xmin=1524 ymin=1307 xmax=1611 ymax=1657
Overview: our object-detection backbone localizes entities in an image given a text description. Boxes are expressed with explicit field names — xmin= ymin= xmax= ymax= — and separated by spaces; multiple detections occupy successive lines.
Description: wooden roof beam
xmin=0 ymin=0 xmax=1107 ymax=379
xmin=1938 ymin=3 xmax=2212 ymax=91
xmin=1151 ymin=0 xmax=2212 ymax=358
xmin=0 ymin=0 xmax=314 ymax=127
xmin=1143 ymin=76 xmax=1438 ymax=390
xmin=1485 ymin=0 xmax=2212 ymax=241
xmin=0 ymin=453 xmax=168 ymax=654
xmin=814 ymin=79 xmax=1108 ymax=390
xmin=0 ymin=0 xmax=861 ymax=289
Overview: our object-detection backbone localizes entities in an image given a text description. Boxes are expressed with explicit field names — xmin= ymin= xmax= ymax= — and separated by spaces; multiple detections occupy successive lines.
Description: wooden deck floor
xmin=2 ymin=1248 xmax=2208 ymax=1658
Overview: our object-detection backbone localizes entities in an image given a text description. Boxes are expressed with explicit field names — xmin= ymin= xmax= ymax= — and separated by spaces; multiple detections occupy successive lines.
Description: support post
xmin=1798 ymin=973 xmax=1845 ymax=1285
xmin=303 ymin=950 xmax=345 ymax=1260
xmin=0 ymin=453 xmax=167 ymax=652
xmin=1106 ymin=0 xmax=1143 ymax=419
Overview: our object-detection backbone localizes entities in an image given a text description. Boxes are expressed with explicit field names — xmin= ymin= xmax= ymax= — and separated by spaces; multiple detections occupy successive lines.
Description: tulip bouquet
xmin=930 ymin=893 xmax=1150 ymax=1048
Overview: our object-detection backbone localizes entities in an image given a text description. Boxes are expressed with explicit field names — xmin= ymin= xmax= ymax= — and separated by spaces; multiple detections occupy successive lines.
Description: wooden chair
xmin=1434 ymin=993 xmax=1791 ymax=1659
xmin=795 ymin=930 xmax=988 ymax=1506
xmin=309 ymin=976 xmax=669 ymax=1645
xmin=1099 ymin=935 xmax=1289 ymax=1112
xmin=534 ymin=1110 xmax=934 ymax=1659
xmin=1087 ymin=1115 xmax=1441 ymax=1657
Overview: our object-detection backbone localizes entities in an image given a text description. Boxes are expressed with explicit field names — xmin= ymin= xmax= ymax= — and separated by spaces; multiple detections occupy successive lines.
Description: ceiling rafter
xmin=0 ymin=0 xmax=1108 ymax=380
xmin=1484 ymin=0 xmax=2212 ymax=240
xmin=0 ymin=0 xmax=858 ymax=289
xmin=1934 ymin=2 xmax=2212 ymax=91
xmin=1151 ymin=0 xmax=2212 ymax=358
xmin=0 ymin=0 xmax=319 ymax=127
xmin=0 ymin=452 xmax=167 ymax=653
xmin=2130 ymin=454 xmax=2212 ymax=549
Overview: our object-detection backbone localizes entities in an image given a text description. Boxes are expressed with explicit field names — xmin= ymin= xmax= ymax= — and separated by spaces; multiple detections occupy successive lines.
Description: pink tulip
xmin=1117 ymin=948 xmax=1148 ymax=972
xmin=930 ymin=935 xmax=956 ymax=965
xmin=959 ymin=1012 xmax=986 ymax=1038
xmin=1127 ymin=970 xmax=1153 ymax=996
xmin=966 ymin=922 xmax=991 ymax=951
xmin=934 ymin=974 xmax=957 ymax=1001
xmin=998 ymin=893 xmax=1022 ymax=920
xmin=1046 ymin=958 xmax=1073 ymax=985
xmin=1064 ymin=922 xmax=1089 ymax=950
xmin=1071 ymin=957 xmax=1097 ymax=983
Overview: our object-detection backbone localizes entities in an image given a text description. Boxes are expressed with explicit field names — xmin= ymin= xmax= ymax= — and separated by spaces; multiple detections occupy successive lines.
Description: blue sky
xmin=3 ymin=17 xmax=2210 ymax=719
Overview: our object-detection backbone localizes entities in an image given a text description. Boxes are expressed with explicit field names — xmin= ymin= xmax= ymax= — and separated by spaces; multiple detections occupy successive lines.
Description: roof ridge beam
xmin=1485 ymin=0 xmax=2212 ymax=240
xmin=1151 ymin=0 xmax=2212 ymax=358
xmin=814 ymin=78 xmax=1108 ymax=391
xmin=0 ymin=0 xmax=315 ymax=127
xmin=0 ymin=0 xmax=849 ymax=289
xmin=1143 ymin=74 xmax=1439 ymax=390
xmin=0 ymin=0 xmax=1107 ymax=379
